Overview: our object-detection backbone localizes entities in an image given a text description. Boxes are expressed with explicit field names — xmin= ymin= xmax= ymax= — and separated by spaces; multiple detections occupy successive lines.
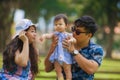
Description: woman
xmin=0 ymin=19 xmax=39 ymax=80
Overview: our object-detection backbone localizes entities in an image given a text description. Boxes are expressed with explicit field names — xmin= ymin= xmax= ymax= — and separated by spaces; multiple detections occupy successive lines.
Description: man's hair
xmin=54 ymin=13 xmax=68 ymax=25
xmin=74 ymin=15 xmax=98 ymax=36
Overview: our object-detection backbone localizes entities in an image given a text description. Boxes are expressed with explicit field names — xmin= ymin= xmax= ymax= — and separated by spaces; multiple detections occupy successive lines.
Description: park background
xmin=0 ymin=0 xmax=120 ymax=80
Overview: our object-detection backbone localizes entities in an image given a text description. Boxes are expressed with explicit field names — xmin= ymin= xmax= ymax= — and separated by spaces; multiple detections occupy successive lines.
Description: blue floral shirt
xmin=64 ymin=40 xmax=104 ymax=80
xmin=0 ymin=61 xmax=32 ymax=80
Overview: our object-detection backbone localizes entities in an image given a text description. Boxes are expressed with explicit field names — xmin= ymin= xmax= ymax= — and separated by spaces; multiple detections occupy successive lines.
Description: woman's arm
xmin=15 ymin=31 xmax=29 ymax=67
xmin=44 ymin=35 xmax=58 ymax=72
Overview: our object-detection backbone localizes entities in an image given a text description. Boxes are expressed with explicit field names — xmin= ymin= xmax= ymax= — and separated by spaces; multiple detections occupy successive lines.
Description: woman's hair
xmin=3 ymin=26 xmax=39 ymax=76
xmin=54 ymin=13 xmax=68 ymax=25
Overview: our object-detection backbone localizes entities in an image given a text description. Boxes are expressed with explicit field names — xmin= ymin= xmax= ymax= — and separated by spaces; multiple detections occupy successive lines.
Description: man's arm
xmin=73 ymin=54 xmax=99 ymax=74
xmin=44 ymin=35 xmax=58 ymax=72
xmin=62 ymin=38 xmax=102 ymax=74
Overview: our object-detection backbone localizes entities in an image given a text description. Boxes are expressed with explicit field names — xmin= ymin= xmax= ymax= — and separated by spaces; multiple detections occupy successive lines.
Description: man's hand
xmin=51 ymin=34 xmax=58 ymax=47
xmin=62 ymin=37 xmax=75 ymax=53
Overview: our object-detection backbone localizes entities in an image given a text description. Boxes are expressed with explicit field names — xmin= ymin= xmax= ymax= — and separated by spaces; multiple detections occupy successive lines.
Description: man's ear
xmin=88 ymin=33 xmax=92 ymax=38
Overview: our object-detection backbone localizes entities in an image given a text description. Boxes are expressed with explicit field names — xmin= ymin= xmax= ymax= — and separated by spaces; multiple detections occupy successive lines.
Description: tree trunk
xmin=0 ymin=1 xmax=15 ymax=52
xmin=105 ymin=0 xmax=118 ymax=58
xmin=105 ymin=28 xmax=114 ymax=58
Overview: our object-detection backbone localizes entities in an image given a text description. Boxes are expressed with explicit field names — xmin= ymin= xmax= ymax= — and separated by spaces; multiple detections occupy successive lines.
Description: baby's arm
xmin=43 ymin=33 xmax=53 ymax=39
xmin=40 ymin=33 xmax=53 ymax=42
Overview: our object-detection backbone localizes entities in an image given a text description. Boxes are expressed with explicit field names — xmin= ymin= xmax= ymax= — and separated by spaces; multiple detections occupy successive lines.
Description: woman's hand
xmin=19 ymin=31 xmax=28 ymax=42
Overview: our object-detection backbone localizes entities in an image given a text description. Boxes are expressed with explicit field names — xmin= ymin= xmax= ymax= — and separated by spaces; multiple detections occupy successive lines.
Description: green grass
xmin=94 ymin=58 xmax=120 ymax=79
xmin=95 ymin=73 xmax=120 ymax=79
xmin=38 ymin=56 xmax=120 ymax=80
xmin=98 ymin=58 xmax=120 ymax=71
xmin=0 ymin=54 xmax=120 ymax=80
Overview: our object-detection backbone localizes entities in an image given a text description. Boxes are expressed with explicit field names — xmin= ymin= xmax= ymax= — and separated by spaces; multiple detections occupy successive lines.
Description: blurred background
xmin=0 ymin=0 xmax=120 ymax=80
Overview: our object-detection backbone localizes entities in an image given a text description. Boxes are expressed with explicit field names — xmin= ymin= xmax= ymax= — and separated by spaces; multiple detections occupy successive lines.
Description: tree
xmin=0 ymin=0 xmax=16 ymax=52
xmin=0 ymin=0 xmax=41 ymax=52
xmin=80 ymin=0 xmax=120 ymax=58
xmin=0 ymin=0 xmax=77 ymax=52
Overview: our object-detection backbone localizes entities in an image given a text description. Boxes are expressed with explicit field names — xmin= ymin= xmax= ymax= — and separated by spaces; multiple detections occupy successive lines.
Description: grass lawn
xmin=0 ymin=54 xmax=120 ymax=80
xmin=38 ymin=56 xmax=120 ymax=80
xmin=94 ymin=58 xmax=120 ymax=79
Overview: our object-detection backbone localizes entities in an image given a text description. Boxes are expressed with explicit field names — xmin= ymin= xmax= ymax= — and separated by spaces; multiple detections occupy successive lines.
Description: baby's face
xmin=54 ymin=18 xmax=67 ymax=32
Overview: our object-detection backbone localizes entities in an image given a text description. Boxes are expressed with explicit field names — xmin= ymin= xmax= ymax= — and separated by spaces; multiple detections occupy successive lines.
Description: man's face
xmin=72 ymin=27 xmax=91 ymax=43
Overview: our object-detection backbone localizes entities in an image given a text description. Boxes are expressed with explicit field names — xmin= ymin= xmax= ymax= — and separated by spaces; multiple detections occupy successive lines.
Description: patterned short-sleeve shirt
xmin=64 ymin=40 xmax=104 ymax=80
xmin=0 ymin=61 xmax=32 ymax=80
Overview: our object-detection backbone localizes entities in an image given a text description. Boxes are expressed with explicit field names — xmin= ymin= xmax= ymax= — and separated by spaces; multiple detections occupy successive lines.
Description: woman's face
xmin=26 ymin=26 xmax=36 ymax=44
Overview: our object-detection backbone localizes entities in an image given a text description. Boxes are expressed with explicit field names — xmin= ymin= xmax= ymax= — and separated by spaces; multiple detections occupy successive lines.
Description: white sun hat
xmin=14 ymin=19 xmax=35 ymax=38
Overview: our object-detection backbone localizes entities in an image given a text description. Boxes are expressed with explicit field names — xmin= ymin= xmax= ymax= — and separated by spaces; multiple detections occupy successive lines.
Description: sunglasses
xmin=71 ymin=26 xmax=90 ymax=35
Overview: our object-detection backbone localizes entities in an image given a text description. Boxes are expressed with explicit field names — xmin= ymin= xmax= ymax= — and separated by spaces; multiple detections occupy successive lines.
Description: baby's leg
xmin=54 ymin=61 xmax=64 ymax=80
xmin=63 ymin=63 xmax=72 ymax=80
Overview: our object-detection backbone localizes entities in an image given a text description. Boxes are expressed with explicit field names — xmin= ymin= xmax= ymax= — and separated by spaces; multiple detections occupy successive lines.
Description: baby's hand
xmin=39 ymin=34 xmax=46 ymax=42
xmin=39 ymin=36 xmax=44 ymax=42
xmin=68 ymin=37 xmax=76 ymax=44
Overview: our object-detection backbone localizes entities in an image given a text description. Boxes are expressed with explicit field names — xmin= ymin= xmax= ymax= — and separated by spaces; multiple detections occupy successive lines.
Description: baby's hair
xmin=54 ymin=13 xmax=68 ymax=25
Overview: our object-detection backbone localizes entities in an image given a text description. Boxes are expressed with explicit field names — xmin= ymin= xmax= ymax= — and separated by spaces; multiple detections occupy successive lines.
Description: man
xmin=44 ymin=15 xmax=104 ymax=80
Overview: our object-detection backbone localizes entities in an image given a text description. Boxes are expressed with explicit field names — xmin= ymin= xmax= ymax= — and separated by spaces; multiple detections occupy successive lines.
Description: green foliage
xmin=1 ymin=0 xmax=120 ymax=57
xmin=113 ymin=40 xmax=120 ymax=50
xmin=18 ymin=0 xmax=78 ymax=21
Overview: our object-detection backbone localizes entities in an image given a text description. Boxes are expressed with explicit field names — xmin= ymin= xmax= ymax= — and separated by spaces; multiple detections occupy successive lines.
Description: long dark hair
xmin=3 ymin=26 xmax=39 ymax=77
